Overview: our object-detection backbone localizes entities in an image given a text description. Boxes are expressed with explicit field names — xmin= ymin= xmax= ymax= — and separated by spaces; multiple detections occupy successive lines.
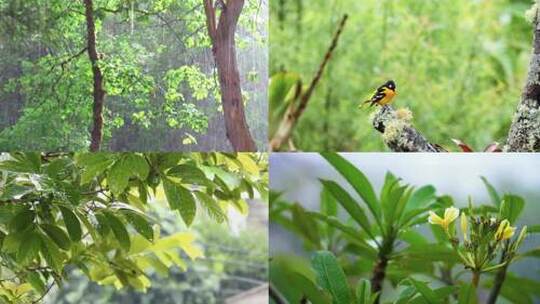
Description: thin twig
xmin=270 ymin=14 xmax=348 ymax=151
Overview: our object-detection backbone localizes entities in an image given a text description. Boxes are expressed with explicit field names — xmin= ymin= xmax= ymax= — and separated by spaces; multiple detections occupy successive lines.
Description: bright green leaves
xmin=0 ymin=152 xmax=267 ymax=300
xmin=163 ymin=178 xmax=196 ymax=226
xmin=311 ymin=251 xmax=351 ymax=304
xmin=76 ymin=153 xmax=114 ymax=184
xmin=107 ymin=154 xmax=150 ymax=196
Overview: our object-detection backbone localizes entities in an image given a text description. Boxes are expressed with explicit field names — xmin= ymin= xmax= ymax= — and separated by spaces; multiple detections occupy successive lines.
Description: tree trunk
xmin=505 ymin=3 xmax=540 ymax=152
xmin=203 ymin=0 xmax=256 ymax=151
xmin=84 ymin=0 xmax=106 ymax=152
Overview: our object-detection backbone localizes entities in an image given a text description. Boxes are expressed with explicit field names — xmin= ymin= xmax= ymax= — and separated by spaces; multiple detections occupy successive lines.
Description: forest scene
xmin=0 ymin=152 xmax=268 ymax=303
xmin=269 ymin=0 xmax=540 ymax=152
xmin=0 ymin=0 xmax=268 ymax=152
xmin=270 ymin=153 xmax=540 ymax=303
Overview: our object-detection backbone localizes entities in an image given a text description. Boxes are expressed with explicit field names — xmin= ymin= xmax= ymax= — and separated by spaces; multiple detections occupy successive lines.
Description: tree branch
xmin=270 ymin=14 xmax=348 ymax=151
xmin=203 ymin=0 xmax=217 ymax=42
xmin=371 ymin=106 xmax=446 ymax=152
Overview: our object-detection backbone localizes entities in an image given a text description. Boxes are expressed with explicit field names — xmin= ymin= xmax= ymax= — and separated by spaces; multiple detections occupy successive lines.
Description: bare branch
xmin=270 ymin=14 xmax=348 ymax=151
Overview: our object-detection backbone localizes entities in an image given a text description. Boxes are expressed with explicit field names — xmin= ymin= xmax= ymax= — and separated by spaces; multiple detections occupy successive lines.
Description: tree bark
xmin=203 ymin=0 xmax=256 ymax=151
xmin=505 ymin=2 xmax=540 ymax=152
xmin=84 ymin=0 xmax=106 ymax=152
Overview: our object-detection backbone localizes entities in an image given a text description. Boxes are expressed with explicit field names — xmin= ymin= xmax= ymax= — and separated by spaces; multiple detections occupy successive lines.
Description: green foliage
xmin=0 ymin=152 xmax=268 ymax=303
xmin=270 ymin=0 xmax=533 ymax=151
xmin=0 ymin=0 xmax=267 ymax=151
xmin=270 ymin=153 xmax=540 ymax=303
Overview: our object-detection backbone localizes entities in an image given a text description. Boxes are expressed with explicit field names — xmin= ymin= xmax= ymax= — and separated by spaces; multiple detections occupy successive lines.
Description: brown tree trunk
xmin=84 ymin=0 xmax=106 ymax=152
xmin=203 ymin=0 xmax=256 ymax=151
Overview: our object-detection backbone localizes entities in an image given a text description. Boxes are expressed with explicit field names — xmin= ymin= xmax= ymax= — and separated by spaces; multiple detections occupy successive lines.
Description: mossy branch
xmin=270 ymin=14 xmax=348 ymax=151
xmin=371 ymin=106 xmax=446 ymax=152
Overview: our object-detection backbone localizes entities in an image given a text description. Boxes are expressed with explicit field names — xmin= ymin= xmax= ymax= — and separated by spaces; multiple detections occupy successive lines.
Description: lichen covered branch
xmin=505 ymin=2 xmax=540 ymax=152
xmin=372 ymin=106 xmax=445 ymax=152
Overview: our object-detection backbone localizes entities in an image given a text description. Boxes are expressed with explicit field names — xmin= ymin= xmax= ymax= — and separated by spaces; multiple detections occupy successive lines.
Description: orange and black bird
xmin=360 ymin=80 xmax=397 ymax=107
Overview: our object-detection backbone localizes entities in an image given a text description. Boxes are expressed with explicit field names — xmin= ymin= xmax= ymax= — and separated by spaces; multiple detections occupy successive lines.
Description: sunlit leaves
xmin=163 ymin=178 xmax=196 ymax=226
xmin=0 ymin=152 xmax=266 ymax=301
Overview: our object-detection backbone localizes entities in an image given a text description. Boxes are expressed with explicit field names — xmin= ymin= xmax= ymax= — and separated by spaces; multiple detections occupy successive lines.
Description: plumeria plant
xmin=270 ymin=153 xmax=540 ymax=304
xmin=428 ymin=204 xmax=527 ymax=291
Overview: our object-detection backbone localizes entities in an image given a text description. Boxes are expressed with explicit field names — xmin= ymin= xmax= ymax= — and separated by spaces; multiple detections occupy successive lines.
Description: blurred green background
xmin=44 ymin=199 xmax=268 ymax=304
xmin=270 ymin=0 xmax=534 ymax=151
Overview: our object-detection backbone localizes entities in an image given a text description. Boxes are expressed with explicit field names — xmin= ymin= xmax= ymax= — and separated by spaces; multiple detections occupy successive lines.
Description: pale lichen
xmin=525 ymin=3 xmax=538 ymax=24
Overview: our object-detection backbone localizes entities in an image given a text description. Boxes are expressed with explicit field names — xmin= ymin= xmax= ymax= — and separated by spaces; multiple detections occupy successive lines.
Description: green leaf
xmin=194 ymin=191 xmax=226 ymax=223
xmin=291 ymin=203 xmax=320 ymax=247
xmin=499 ymin=194 xmax=525 ymax=224
xmin=458 ymin=283 xmax=477 ymax=304
xmin=76 ymin=153 xmax=114 ymax=184
xmin=17 ymin=231 xmax=41 ymax=264
xmin=311 ymin=251 xmax=351 ymax=304
xmin=480 ymin=176 xmax=501 ymax=206
xmin=320 ymin=179 xmax=372 ymax=238
xmin=107 ymin=157 xmax=132 ymax=195
xmin=124 ymin=154 xmax=150 ymax=180
xmin=406 ymin=185 xmax=436 ymax=212
xmin=26 ymin=272 xmax=46 ymax=294
xmin=40 ymin=224 xmax=71 ymax=250
xmin=40 ymin=235 xmax=64 ymax=274
xmin=103 ymin=211 xmax=131 ymax=251
xmin=0 ymin=153 xmax=41 ymax=173
xmin=321 ymin=186 xmax=338 ymax=217
xmin=123 ymin=211 xmax=154 ymax=242
xmin=59 ymin=206 xmax=82 ymax=242
xmin=167 ymin=164 xmax=208 ymax=185
xmin=163 ymin=178 xmax=196 ymax=226
xmin=408 ymin=278 xmax=441 ymax=304
xmin=356 ymin=279 xmax=371 ymax=304
xmin=9 ymin=209 xmax=35 ymax=232
xmin=321 ymin=153 xmax=380 ymax=222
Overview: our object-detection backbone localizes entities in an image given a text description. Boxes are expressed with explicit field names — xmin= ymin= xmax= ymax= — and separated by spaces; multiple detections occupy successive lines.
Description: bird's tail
xmin=358 ymin=99 xmax=371 ymax=109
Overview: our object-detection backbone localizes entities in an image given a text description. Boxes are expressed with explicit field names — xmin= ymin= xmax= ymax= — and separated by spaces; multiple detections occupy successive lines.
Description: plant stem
xmin=472 ymin=271 xmax=480 ymax=288
xmin=370 ymin=237 xmax=394 ymax=304
xmin=487 ymin=249 xmax=510 ymax=304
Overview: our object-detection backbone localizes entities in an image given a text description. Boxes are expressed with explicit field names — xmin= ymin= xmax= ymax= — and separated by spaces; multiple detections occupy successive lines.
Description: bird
xmin=360 ymin=80 xmax=397 ymax=107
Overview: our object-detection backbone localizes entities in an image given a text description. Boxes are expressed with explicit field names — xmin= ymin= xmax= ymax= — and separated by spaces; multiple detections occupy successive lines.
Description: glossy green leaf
xmin=321 ymin=153 xmax=380 ymax=219
xmin=311 ymin=251 xmax=351 ymax=304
